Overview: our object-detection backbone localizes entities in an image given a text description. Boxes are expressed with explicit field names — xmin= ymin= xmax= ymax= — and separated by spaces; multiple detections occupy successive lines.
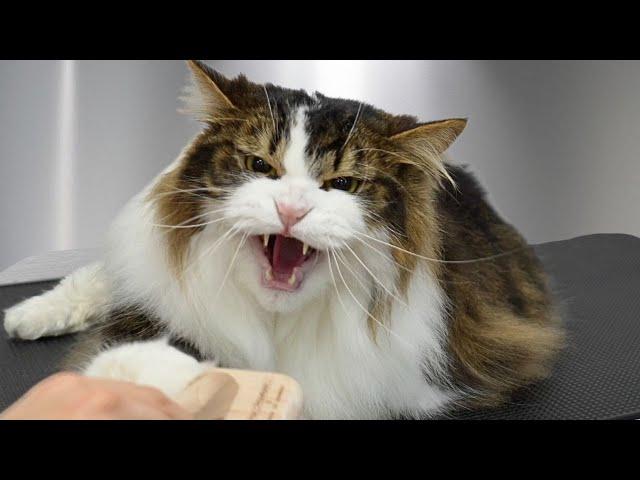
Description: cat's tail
xmin=3 ymin=261 xmax=110 ymax=340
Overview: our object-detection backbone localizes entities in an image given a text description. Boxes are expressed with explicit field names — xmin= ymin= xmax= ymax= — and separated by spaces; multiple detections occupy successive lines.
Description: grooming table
xmin=1 ymin=234 xmax=639 ymax=419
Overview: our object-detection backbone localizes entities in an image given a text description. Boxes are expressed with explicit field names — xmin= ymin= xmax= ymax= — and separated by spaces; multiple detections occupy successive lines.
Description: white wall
xmin=0 ymin=60 xmax=196 ymax=269
xmin=1 ymin=60 xmax=639 ymax=269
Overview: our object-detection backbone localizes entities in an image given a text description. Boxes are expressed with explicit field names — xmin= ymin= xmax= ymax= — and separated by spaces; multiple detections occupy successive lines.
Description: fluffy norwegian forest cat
xmin=4 ymin=61 xmax=564 ymax=419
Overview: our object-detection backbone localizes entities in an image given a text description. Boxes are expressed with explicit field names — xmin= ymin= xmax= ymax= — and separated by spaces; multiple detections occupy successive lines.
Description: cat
xmin=4 ymin=60 xmax=564 ymax=419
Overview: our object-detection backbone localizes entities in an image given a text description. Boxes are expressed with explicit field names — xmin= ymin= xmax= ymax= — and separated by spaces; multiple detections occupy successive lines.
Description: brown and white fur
xmin=4 ymin=61 xmax=564 ymax=419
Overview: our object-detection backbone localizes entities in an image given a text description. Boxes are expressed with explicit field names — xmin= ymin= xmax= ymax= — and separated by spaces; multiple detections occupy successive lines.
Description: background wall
xmin=1 ymin=60 xmax=638 ymax=269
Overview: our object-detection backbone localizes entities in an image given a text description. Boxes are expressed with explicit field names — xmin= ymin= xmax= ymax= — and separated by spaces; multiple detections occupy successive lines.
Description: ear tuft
xmin=390 ymin=118 xmax=467 ymax=154
xmin=180 ymin=60 xmax=236 ymax=121
xmin=390 ymin=118 xmax=468 ymax=186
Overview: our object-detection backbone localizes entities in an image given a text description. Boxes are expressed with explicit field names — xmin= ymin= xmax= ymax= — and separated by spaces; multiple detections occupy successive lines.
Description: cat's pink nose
xmin=276 ymin=201 xmax=311 ymax=233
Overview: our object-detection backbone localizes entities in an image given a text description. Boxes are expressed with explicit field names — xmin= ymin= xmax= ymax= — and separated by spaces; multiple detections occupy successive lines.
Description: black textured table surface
xmin=1 ymin=234 xmax=640 ymax=419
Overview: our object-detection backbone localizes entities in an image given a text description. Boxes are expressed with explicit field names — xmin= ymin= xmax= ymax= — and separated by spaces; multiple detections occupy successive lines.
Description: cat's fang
xmin=302 ymin=243 xmax=309 ymax=256
xmin=265 ymin=268 xmax=273 ymax=281
xmin=288 ymin=273 xmax=297 ymax=285
xmin=263 ymin=234 xmax=269 ymax=248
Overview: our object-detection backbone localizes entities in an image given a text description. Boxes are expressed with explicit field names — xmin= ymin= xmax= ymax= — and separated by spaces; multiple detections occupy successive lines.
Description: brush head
xmin=175 ymin=368 xmax=303 ymax=420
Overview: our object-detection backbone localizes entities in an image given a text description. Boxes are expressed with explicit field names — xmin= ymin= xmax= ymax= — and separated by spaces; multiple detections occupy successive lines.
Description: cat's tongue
xmin=272 ymin=235 xmax=305 ymax=274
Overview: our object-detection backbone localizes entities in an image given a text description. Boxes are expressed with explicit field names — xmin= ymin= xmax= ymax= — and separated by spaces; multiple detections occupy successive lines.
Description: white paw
xmin=3 ymin=261 xmax=108 ymax=340
xmin=4 ymin=294 xmax=93 ymax=340
xmin=84 ymin=338 xmax=214 ymax=398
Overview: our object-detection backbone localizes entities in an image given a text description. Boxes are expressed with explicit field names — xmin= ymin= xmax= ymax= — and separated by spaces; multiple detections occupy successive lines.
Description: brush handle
xmin=175 ymin=368 xmax=303 ymax=420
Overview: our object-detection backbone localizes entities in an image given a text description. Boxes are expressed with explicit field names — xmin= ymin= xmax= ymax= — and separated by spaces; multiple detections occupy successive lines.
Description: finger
xmin=158 ymin=399 xmax=194 ymax=420
xmin=126 ymin=385 xmax=194 ymax=420
xmin=91 ymin=380 xmax=193 ymax=420
xmin=91 ymin=402 xmax=175 ymax=420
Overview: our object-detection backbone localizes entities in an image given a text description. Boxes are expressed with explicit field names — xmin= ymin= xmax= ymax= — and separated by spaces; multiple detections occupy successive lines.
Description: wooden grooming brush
xmin=175 ymin=368 xmax=303 ymax=420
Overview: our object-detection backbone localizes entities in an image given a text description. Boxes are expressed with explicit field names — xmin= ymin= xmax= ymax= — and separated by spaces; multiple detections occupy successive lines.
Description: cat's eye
xmin=246 ymin=156 xmax=275 ymax=176
xmin=324 ymin=177 xmax=361 ymax=193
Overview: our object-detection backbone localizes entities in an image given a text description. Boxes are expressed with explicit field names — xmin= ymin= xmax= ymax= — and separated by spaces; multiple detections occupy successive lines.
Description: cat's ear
xmin=390 ymin=118 xmax=467 ymax=155
xmin=389 ymin=118 xmax=467 ymax=184
xmin=181 ymin=60 xmax=237 ymax=121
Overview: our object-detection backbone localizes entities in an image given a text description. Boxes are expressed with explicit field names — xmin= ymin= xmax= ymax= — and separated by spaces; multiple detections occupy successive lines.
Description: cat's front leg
xmin=4 ymin=261 xmax=110 ymax=340
xmin=83 ymin=337 xmax=215 ymax=399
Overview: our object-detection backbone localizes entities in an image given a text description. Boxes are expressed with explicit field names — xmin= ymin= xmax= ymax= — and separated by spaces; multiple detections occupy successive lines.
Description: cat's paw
xmin=4 ymin=262 xmax=108 ymax=340
xmin=4 ymin=294 xmax=92 ymax=340
xmin=84 ymin=338 xmax=214 ymax=398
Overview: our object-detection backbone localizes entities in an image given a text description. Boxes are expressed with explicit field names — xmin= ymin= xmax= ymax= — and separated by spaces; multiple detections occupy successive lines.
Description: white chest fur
xmin=102 ymin=181 xmax=454 ymax=419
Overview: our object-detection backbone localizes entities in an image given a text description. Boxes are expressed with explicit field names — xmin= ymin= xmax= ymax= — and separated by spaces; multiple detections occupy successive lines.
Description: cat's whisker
xmin=342 ymin=102 xmax=363 ymax=150
xmin=334 ymin=246 xmax=415 ymax=314
xmin=152 ymin=186 xmax=227 ymax=200
xmin=181 ymin=227 xmax=243 ymax=334
xmin=329 ymin=249 xmax=416 ymax=356
xmin=352 ymin=235 xmax=414 ymax=274
xmin=263 ymin=85 xmax=278 ymax=139
xmin=151 ymin=207 xmax=230 ymax=229
xmin=340 ymin=243 xmax=408 ymax=308
xmin=326 ymin=248 xmax=360 ymax=329
xmin=180 ymin=223 xmax=241 ymax=280
xmin=332 ymin=249 xmax=374 ymax=302
xmin=151 ymin=214 xmax=231 ymax=230
xmin=181 ymin=225 xmax=241 ymax=336
xmin=185 ymin=226 xmax=246 ymax=331
xmin=213 ymin=232 xmax=248 ymax=302
xmin=329 ymin=249 xmax=417 ymax=350
xmin=361 ymin=211 xmax=410 ymax=240
xmin=354 ymin=230 xmax=526 ymax=264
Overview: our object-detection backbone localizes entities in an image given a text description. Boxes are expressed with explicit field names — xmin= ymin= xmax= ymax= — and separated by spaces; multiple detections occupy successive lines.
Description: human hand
xmin=0 ymin=372 xmax=193 ymax=420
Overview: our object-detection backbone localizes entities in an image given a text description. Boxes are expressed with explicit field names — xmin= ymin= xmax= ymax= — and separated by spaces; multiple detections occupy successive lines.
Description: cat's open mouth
xmin=252 ymin=234 xmax=318 ymax=292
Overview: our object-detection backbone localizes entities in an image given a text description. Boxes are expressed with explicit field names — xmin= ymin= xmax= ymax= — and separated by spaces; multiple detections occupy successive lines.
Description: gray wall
xmin=1 ymin=60 xmax=639 ymax=269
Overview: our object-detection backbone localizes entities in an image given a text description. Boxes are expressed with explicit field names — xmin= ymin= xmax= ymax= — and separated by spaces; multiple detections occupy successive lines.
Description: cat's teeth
xmin=302 ymin=243 xmax=309 ymax=255
xmin=288 ymin=273 xmax=296 ymax=286
xmin=262 ymin=234 xmax=269 ymax=248
xmin=265 ymin=268 xmax=273 ymax=281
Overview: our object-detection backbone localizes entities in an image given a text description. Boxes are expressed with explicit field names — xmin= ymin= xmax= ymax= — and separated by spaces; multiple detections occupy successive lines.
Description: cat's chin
xmin=246 ymin=271 xmax=331 ymax=314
